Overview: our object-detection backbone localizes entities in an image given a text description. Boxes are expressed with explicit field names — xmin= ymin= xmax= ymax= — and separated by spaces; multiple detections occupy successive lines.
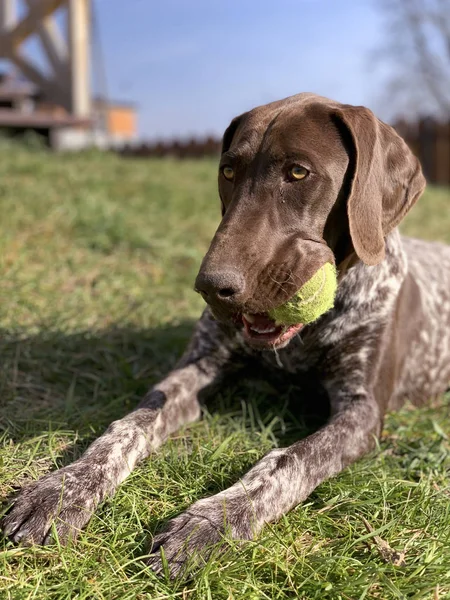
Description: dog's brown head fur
xmin=195 ymin=93 xmax=425 ymax=348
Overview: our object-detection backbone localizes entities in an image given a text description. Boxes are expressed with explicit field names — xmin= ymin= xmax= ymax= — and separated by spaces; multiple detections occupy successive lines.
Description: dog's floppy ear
xmin=221 ymin=112 xmax=248 ymax=154
xmin=334 ymin=106 xmax=425 ymax=265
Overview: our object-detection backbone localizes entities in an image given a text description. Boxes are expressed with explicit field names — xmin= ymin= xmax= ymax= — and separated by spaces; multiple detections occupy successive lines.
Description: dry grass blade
xmin=361 ymin=516 xmax=406 ymax=566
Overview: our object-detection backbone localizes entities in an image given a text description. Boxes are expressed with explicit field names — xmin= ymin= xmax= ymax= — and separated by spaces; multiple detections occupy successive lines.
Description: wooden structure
xmin=0 ymin=0 xmax=91 ymax=117
xmin=0 ymin=0 xmax=137 ymax=149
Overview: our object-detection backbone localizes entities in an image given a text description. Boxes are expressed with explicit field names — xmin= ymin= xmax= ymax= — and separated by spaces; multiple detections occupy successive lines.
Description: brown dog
xmin=3 ymin=93 xmax=450 ymax=577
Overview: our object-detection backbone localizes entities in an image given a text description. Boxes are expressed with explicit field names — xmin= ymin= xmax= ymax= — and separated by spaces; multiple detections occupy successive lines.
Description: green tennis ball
xmin=268 ymin=263 xmax=337 ymax=326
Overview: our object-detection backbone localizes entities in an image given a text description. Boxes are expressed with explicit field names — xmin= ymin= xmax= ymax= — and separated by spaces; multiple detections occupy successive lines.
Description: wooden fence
xmin=119 ymin=136 xmax=221 ymax=159
xmin=393 ymin=118 xmax=450 ymax=186
xmin=119 ymin=119 xmax=450 ymax=187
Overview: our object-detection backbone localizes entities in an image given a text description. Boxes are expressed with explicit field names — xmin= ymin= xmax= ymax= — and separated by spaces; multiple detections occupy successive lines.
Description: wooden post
xmin=68 ymin=0 xmax=90 ymax=117
xmin=0 ymin=0 xmax=16 ymax=31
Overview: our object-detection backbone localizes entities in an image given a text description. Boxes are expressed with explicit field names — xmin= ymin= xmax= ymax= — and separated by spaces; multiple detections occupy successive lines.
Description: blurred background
xmin=0 ymin=0 xmax=448 ymax=184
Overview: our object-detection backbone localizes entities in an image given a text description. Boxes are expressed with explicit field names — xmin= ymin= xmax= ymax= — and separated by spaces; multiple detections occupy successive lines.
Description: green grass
xmin=0 ymin=140 xmax=449 ymax=599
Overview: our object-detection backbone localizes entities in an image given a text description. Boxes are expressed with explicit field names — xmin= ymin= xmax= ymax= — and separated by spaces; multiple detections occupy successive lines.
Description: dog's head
xmin=195 ymin=93 xmax=425 ymax=349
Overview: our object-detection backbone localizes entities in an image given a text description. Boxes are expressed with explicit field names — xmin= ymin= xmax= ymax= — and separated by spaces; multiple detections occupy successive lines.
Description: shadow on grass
xmin=0 ymin=320 xmax=330 ymax=538
xmin=0 ymin=321 xmax=196 ymax=443
xmin=0 ymin=320 xmax=329 ymax=447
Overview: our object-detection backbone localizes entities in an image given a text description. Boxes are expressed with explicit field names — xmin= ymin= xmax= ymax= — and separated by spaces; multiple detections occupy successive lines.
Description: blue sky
xmin=92 ymin=0 xmax=390 ymax=139
xmin=94 ymin=0 xmax=389 ymax=139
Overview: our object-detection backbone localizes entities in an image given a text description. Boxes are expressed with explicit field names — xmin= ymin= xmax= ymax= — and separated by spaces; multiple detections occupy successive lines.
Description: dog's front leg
xmin=2 ymin=312 xmax=237 ymax=546
xmin=147 ymin=392 xmax=381 ymax=576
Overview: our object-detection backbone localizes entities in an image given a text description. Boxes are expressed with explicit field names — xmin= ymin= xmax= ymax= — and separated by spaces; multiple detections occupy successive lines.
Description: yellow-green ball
xmin=268 ymin=263 xmax=337 ymax=326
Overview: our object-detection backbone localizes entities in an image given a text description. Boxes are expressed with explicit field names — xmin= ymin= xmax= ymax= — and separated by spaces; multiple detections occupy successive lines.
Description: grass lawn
xmin=0 ymin=140 xmax=449 ymax=599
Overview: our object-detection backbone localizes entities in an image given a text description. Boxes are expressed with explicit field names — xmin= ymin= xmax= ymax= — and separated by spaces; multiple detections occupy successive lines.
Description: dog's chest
xmin=251 ymin=335 xmax=319 ymax=375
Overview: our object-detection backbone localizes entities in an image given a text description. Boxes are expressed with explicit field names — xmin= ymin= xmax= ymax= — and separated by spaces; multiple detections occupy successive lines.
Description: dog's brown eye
xmin=289 ymin=165 xmax=309 ymax=180
xmin=222 ymin=166 xmax=235 ymax=181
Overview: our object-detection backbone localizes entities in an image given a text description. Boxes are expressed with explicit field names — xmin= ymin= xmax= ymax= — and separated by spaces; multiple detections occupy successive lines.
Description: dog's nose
xmin=195 ymin=270 xmax=246 ymax=302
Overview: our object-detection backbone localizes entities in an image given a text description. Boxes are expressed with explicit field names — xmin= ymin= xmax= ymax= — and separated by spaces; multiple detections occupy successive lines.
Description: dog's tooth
xmin=250 ymin=326 xmax=277 ymax=334
xmin=243 ymin=312 xmax=256 ymax=323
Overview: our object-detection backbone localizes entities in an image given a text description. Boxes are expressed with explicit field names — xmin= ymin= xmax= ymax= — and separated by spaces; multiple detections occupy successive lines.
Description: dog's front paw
xmin=146 ymin=494 xmax=253 ymax=577
xmin=2 ymin=462 xmax=101 ymax=545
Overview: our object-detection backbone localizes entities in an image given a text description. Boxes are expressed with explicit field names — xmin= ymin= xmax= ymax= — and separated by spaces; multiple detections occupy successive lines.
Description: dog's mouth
xmin=240 ymin=312 xmax=303 ymax=349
